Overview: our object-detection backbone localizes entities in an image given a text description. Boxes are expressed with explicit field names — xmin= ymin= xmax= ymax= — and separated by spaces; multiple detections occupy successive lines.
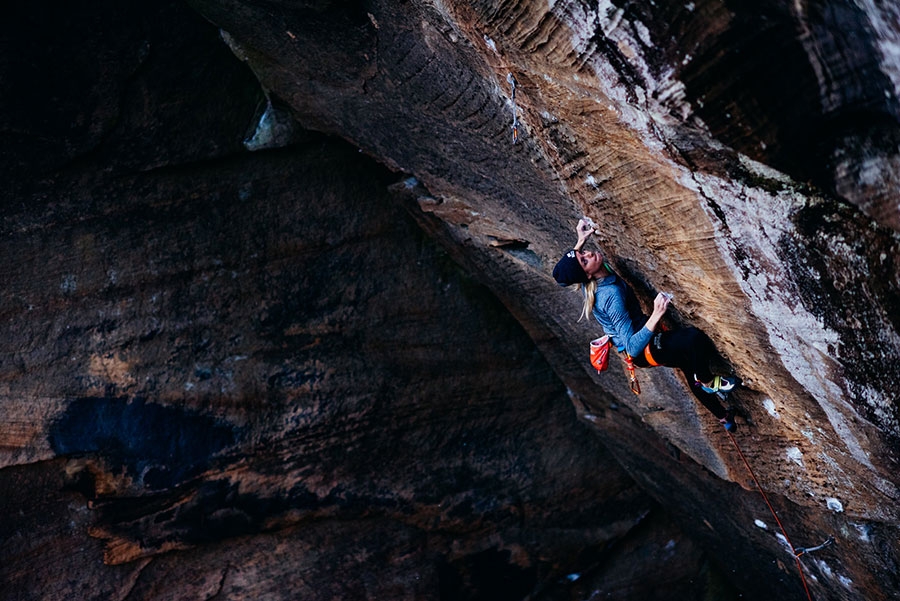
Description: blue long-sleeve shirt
xmin=590 ymin=273 xmax=652 ymax=357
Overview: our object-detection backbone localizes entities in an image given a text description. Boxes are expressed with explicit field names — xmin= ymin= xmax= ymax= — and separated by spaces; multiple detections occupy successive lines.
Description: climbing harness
xmin=507 ymin=73 xmax=519 ymax=144
xmin=643 ymin=342 xmax=660 ymax=367
xmin=723 ymin=417 xmax=832 ymax=601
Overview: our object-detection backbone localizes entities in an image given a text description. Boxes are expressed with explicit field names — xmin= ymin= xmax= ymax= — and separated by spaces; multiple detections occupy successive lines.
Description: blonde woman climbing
xmin=553 ymin=218 xmax=738 ymax=431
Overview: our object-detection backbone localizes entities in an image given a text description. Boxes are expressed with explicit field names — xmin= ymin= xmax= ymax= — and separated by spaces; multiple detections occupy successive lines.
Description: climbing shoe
xmin=719 ymin=408 xmax=737 ymax=432
xmin=696 ymin=375 xmax=737 ymax=394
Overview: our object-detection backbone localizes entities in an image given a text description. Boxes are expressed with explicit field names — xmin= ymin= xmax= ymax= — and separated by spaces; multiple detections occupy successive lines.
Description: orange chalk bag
xmin=589 ymin=335 xmax=641 ymax=395
xmin=589 ymin=336 xmax=611 ymax=372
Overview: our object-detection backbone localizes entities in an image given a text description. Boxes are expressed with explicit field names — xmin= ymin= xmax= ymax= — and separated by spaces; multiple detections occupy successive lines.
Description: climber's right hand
xmin=652 ymin=292 xmax=671 ymax=316
xmin=576 ymin=218 xmax=595 ymax=239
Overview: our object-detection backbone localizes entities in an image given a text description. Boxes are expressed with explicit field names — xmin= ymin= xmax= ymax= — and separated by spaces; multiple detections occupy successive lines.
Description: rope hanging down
xmin=725 ymin=428 xmax=827 ymax=601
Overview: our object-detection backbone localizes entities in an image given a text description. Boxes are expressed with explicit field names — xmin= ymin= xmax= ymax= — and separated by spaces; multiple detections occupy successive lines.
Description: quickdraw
xmin=621 ymin=351 xmax=640 ymax=395
xmin=723 ymin=422 xmax=830 ymax=601
xmin=795 ymin=535 xmax=835 ymax=558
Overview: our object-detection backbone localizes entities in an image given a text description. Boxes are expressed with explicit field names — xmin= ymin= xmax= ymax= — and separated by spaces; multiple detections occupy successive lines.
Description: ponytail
xmin=578 ymin=262 xmax=612 ymax=322
xmin=578 ymin=279 xmax=597 ymax=322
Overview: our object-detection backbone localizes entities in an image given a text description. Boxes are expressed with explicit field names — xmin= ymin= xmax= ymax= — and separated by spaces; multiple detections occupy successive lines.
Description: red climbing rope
xmin=725 ymin=430 xmax=815 ymax=601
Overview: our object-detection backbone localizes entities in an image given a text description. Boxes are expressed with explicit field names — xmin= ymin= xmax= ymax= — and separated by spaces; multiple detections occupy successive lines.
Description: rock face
xmin=2 ymin=1 xmax=900 ymax=601
xmin=1 ymin=3 xmax=732 ymax=601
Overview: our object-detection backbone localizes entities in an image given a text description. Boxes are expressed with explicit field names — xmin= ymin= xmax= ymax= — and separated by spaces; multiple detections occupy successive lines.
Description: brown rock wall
xmin=4 ymin=0 xmax=900 ymax=599
xmin=0 ymin=5 xmax=731 ymax=600
xmin=0 ymin=130 xmax=722 ymax=598
xmin=183 ymin=0 xmax=900 ymax=599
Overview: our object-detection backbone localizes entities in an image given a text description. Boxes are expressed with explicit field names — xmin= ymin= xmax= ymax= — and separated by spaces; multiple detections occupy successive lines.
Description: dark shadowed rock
xmin=3 ymin=1 xmax=900 ymax=600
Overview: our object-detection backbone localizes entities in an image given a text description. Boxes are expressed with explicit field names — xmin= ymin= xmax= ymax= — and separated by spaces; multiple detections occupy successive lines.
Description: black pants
xmin=634 ymin=327 xmax=728 ymax=419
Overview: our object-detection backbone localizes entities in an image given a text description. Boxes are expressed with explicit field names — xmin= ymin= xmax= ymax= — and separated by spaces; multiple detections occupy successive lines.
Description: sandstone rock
xmin=0 ymin=3 xmax=732 ymax=600
xmin=185 ymin=0 xmax=900 ymax=599
xmin=3 ymin=0 xmax=900 ymax=600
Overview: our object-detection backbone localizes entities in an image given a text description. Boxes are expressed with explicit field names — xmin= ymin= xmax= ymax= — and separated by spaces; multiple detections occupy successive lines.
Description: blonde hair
xmin=578 ymin=279 xmax=598 ymax=322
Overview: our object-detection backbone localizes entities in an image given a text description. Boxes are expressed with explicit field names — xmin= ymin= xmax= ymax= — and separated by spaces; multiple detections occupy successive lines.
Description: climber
xmin=553 ymin=218 xmax=738 ymax=431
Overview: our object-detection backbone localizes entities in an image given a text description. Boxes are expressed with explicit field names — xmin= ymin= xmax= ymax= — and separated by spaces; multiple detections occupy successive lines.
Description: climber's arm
xmin=573 ymin=218 xmax=594 ymax=251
